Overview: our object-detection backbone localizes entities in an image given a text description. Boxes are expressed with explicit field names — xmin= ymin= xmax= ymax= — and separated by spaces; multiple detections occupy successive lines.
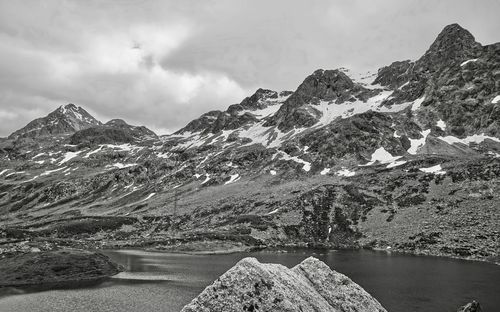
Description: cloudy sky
xmin=0 ymin=0 xmax=499 ymax=136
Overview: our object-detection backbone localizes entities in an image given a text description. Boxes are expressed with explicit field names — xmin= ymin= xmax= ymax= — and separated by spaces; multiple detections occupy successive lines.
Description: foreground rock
xmin=0 ymin=250 xmax=122 ymax=289
xmin=457 ymin=301 xmax=482 ymax=312
xmin=181 ymin=257 xmax=386 ymax=312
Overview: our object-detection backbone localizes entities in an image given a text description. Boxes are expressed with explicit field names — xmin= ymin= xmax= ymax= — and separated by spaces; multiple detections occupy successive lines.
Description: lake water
xmin=0 ymin=249 xmax=498 ymax=312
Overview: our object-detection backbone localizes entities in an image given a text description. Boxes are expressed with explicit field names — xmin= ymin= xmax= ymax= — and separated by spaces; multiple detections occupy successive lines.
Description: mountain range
xmin=0 ymin=23 xmax=498 ymax=263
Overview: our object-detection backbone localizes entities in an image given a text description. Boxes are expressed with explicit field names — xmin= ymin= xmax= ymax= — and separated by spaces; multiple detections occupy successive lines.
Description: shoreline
xmin=1 ymin=236 xmax=498 ymax=265
xmin=0 ymin=244 xmax=497 ymax=299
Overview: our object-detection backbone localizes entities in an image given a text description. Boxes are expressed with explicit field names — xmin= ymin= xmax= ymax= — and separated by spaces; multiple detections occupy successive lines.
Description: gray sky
xmin=0 ymin=0 xmax=499 ymax=136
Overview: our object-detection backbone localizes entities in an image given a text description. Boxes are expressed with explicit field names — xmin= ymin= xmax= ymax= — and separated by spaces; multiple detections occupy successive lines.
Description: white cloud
xmin=0 ymin=1 xmax=499 ymax=136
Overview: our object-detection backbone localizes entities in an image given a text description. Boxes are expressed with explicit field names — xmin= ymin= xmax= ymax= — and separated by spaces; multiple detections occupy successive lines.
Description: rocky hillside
xmin=181 ymin=257 xmax=386 ymax=312
xmin=0 ymin=24 xmax=498 ymax=263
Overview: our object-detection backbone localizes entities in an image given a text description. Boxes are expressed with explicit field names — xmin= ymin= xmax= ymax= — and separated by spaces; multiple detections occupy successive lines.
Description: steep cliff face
xmin=181 ymin=257 xmax=386 ymax=312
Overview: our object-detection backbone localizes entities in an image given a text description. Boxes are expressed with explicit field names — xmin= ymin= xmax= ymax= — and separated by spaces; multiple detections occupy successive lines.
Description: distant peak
xmin=416 ymin=23 xmax=480 ymax=68
xmin=59 ymin=103 xmax=78 ymax=113
xmin=239 ymin=88 xmax=278 ymax=110
xmin=254 ymin=88 xmax=276 ymax=96
xmin=426 ymin=23 xmax=479 ymax=54
xmin=435 ymin=23 xmax=476 ymax=43
xmin=106 ymin=119 xmax=129 ymax=126
xmin=304 ymin=68 xmax=354 ymax=85
xmin=441 ymin=23 xmax=468 ymax=33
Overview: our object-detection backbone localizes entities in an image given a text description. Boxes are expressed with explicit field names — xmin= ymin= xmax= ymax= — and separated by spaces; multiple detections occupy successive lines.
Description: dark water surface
xmin=0 ymin=249 xmax=498 ymax=312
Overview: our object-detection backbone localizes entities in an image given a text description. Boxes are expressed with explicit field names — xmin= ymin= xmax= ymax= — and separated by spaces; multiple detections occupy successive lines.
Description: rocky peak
xmin=295 ymin=69 xmax=357 ymax=101
xmin=105 ymin=119 xmax=129 ymax=127
xmin=58 ymin=103 xmax=76 ymax=113
xmin=8 ymin=103 xmax=102 ymax=139
xmin=372 ymin=60 xmax=413 ymax=88
xmin=416 ymin=23 xmax=481 ymax=71
xmin=239 ymin=88 xmax=278 ymax=110
xmin=264 ymin=69 xmax=371 ymax=131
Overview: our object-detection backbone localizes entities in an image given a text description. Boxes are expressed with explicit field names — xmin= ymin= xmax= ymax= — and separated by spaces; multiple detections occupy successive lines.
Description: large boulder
xmin=457 ymin=301 xmax=482 ymax=312
xmin=181 ymin=257 xmax=386 ymax=312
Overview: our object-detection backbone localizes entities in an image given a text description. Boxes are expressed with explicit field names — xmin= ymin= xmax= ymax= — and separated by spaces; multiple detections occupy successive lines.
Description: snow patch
xmin=314 ymin=90 xmax=412 ymax=126
xmin=267 ymin=208 xmax=280 ymax=215
xmin=277 ymin=151 xmax=311 ymax=172
xmin=408 ymin=129 xmax=431 ymax=154
xmin=0 ymin=169 xmax=11 ymax=176
xmin=143 ymin=193 xmax=156 ymax=201
xmin=104 ymin=143 xmax=143 ymax=152
xmin=411 ymin=97 xmax=425 ymax=111
xmin=224 ymin=174 xmax=240 ymax=185
xmin=157 ymin=152 xmax=170 ymax=159
xmin=59 ymin=151 xmax=81 ymax=164
xmin=335 ymin=168 xmax=356 ymax=177
xmin=270 ymin=170 xmax=277 ymax=176
xmin=366 ymin=147 xmax=402 ymax=165
xmin=436 ymin=119 xmax=446 ymax=131
xmin=32 ymin=153 xmax=45 ymax=159
xmin=491 ymin=95 xmax=500 ymax=104
xmin=460 ymin=58 xmax=478 ymax=66
xmin=419 ymin=164 xmax=446 ymax=175
xmin=41 ymin=167 xmax=66 ymax=176
xmin=110 ymin=163 xmax=137 ymax=169
xmin=320 ymin=168 xmax=330 ymax=175
xmin=237 ymin=103 xmax=283 ymax=119
xmin=24 ymin=175 xmax=39 ymax=182
xmin=201 ymin=174 xmax=210 ymax=185
xmin=83 ymin=146 xmax=103 ymax=158
xmin=386 ymin=160 xmax=407 ymax=168
xmin=438 ymin=133 xmax=500 ymax=145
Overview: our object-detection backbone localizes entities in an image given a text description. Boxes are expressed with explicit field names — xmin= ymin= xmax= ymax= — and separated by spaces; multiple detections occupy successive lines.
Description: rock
xmin=181 ymin=257 xmax=386 ymax=312
xmin=0 ymin=250 xmax=122 ymax=288
xmin=457 ymin=300 xmax=482 ymax=312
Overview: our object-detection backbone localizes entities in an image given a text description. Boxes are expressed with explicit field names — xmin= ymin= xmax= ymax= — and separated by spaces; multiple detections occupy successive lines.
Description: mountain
xmin=8 ymin=104 xmax=102 ymax=139
xmin=0 ymin=24 xmax=499 ymax=263
xmin=175 ymin=88 xmax=292 ymax=135
xmin=69 ymin=119 xmax=158 ymax=146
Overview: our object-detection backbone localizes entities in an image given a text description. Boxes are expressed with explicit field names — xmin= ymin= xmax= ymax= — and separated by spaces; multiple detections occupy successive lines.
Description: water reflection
xmin=0 ymin=249 xmax=498 ymax=312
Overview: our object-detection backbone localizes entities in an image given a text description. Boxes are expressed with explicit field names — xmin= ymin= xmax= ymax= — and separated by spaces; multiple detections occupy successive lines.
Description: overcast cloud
xmin=0 ymin=0 xmax=499 ymax=136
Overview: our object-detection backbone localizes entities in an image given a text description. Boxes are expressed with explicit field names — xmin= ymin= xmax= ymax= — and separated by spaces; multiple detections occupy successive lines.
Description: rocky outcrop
xmin=457 ymin=300 xmax=482 ymax=312
xmin=181 ymin=257 xmax=386 ymax=312
xmin=0 ymin=250 xmax=122 ymax=288
xmin=69 ymin=118 xmax=157 ymax=145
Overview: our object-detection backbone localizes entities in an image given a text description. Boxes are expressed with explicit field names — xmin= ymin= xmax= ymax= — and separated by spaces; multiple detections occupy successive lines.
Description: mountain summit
xmin=416 ymin=23 xmax=481 ymax=70
xmin=9 ymin=104 xmax=102 ymax=139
